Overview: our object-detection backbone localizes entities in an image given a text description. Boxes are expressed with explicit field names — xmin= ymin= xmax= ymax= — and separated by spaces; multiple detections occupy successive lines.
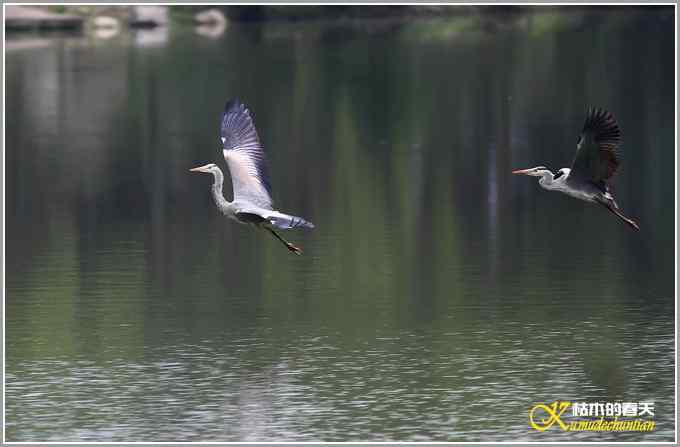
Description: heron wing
xmin=221 ymin=99 xmax=273 ymax=209
xmin=569 ymin=107 xmax=621 ymax=188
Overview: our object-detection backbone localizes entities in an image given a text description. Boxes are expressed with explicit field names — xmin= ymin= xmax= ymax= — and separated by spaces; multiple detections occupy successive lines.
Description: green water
xmin=5 ymin=7 xmax=675 ymax=441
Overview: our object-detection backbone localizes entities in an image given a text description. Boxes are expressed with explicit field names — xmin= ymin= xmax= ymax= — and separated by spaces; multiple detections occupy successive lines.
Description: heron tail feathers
xmin=266 ymin=211 xmax=315 ymax=230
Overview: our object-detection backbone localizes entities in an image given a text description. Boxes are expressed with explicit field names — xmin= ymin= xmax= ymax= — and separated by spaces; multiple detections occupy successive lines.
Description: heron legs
xmin=597 ymin=199 xmax=640 ymax=231
xmin=266 ymin=228 xmax=303 ymax=255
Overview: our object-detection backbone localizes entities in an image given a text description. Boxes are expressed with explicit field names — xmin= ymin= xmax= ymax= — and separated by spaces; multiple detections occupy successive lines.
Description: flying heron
xmin=512 ymin=108 xmax=639 ymax=231
xmin=190 ymin=99 xmax=314 ymax=255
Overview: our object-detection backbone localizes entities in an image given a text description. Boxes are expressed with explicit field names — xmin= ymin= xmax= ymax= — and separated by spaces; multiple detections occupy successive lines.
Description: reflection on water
xmin=5 ymin=7 xmax=675 ymax=442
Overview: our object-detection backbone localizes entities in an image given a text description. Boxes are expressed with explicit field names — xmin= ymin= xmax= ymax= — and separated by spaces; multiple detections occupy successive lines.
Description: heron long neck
xmin=210 ymin=169 xmax=233 ymax=215
xmin=537 ymin=170 xmax=556 ymax=190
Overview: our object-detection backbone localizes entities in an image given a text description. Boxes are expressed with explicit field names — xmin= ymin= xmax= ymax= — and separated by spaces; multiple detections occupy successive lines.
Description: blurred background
xmin=5 ymin=5 xmax=675 ymax=442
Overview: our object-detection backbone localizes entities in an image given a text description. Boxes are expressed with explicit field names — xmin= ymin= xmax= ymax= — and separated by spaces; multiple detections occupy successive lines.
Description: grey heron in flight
xmin=190 ymin=99 xmax=314 ymax=255
xmin=513 ymin=108 xmax=639 ymax=231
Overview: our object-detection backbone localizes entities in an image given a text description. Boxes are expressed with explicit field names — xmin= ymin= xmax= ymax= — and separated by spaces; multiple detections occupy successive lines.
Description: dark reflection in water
xmin=5 ymin=7 xmax=675 ymax=442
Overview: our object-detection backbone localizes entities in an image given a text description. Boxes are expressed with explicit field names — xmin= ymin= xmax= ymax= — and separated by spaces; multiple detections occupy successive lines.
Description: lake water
xmin=5 ymin=7 xmax=675 ymax=442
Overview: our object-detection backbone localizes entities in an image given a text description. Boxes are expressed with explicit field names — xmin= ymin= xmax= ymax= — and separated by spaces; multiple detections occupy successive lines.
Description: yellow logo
xmin=529 ymin=401 xmax=571 ymax=431
xmin=529 ymin=400 xmax=656 ymax=432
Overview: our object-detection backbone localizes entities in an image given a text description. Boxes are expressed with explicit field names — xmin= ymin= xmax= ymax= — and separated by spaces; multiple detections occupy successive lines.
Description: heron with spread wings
xmin=190 ymin=99 xmax=314 ymax=255
xmin=512 ymin=108 xmax=640 ymax=231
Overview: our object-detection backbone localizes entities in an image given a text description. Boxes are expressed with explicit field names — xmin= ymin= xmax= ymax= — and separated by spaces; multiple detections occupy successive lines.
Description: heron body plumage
xmin=190 ymin=99 xmax=315 ymax=254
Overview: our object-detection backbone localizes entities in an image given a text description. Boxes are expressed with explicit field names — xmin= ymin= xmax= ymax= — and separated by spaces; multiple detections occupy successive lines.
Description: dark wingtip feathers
xmin=221 ymin=98 xmax=253 ymax=142
xmin=583 ymin=107 xmax=621 ymax=179
xmin=222 ymin=99 xmax=254 ymax=135
xmin=224 ymin=98 xmax=247 ymax=115
xmin=583 ymin=107 xmax=621 ymax=148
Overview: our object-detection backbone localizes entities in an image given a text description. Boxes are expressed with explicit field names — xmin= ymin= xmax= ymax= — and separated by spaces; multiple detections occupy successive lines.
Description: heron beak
xmin=512 ymin=168 xmax=533 ymax=175
xmin=189 ymin=164 xmax=210 ymax=173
